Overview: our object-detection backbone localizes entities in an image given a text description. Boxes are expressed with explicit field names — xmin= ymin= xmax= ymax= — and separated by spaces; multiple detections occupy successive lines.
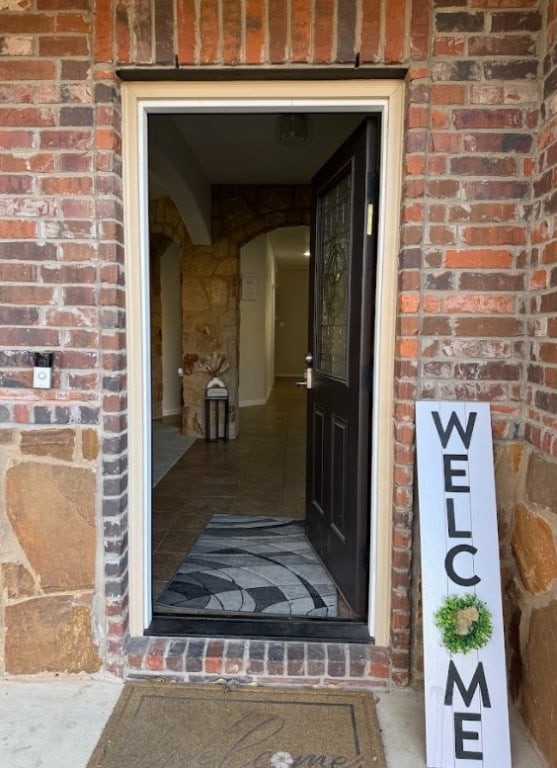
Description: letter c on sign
xmin=445 ymin=544 xmax=480 ymax=587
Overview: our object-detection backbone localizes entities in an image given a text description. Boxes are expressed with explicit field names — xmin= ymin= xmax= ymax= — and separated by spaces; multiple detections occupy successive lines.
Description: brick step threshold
xmin=125 ymin=636 xmax=401 ymax=686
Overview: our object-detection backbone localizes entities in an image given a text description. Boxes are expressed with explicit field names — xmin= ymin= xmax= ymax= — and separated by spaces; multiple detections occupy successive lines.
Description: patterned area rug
xmin=155 ymin=514 xmax=338 ymax=617
xmin=152 ymin=421 xmax=195 ymax=487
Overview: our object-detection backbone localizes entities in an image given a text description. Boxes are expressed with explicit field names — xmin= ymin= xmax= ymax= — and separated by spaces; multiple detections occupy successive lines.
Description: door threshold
xmin=147 ymin=614 xmax=373 ymax=643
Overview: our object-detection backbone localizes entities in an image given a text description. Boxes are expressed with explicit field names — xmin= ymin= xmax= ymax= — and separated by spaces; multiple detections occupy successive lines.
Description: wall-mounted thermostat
xmin=33 ymin=352 xmax=53 ymax=389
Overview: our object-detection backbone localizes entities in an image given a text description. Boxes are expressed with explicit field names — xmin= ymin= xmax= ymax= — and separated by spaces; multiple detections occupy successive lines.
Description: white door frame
xmin=122 ymin=80 xmax=404 ymax=646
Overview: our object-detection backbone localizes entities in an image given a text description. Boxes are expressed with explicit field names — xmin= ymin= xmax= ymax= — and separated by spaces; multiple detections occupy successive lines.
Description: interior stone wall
xmin=0 ymin=427 xmax=101 ymax=674
xmin=150 ymin=186 xmax=310 ymax=439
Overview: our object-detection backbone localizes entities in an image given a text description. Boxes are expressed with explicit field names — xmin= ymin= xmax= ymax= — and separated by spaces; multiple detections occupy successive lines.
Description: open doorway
xmin=123 ymin=79 xmax=404 ymax=644
xmin=148 ymin=111 xmax=378 ymax=629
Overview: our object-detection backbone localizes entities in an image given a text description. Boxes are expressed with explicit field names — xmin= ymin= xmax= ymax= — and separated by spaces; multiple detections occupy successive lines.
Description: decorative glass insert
xmin=317 ymin=170 xmax=352 ymax=380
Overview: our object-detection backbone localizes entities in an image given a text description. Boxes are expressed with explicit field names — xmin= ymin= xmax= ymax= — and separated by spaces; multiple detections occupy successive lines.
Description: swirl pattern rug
xmin=155 ymin=514 xmax=338 ymax=617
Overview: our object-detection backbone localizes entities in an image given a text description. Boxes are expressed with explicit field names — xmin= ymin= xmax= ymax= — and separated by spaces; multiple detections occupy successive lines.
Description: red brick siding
xmin=95 ymin=0 xmax=414 ymax=66
xmin=528 ymin=4 xmax=557 ymax=457
xmin=0 ymin=3 xmax=102 ymax=427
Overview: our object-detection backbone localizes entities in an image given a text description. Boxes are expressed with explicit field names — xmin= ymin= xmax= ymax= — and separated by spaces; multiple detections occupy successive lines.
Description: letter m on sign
xmin=415 ymin=402 xmax=511 ymax=768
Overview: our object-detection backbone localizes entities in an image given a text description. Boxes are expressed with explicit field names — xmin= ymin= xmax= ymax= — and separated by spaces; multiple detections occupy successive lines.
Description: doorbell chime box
xmin=33 ymin=352 xmax=53 ymax=389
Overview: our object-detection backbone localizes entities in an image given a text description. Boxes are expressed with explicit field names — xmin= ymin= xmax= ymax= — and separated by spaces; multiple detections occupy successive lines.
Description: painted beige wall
xmin=160 ymin=242 xmax=182 ymax=416
xmin=265 ymin=237 xmax=276 ymax=400
xmin=239 ymin=234 xmax=275 ymax=406
xmin=275 ymin=265 xmax=309 ymax=377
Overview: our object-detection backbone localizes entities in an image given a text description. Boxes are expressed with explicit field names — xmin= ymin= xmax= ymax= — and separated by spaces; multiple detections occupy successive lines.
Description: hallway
xmin=152 ymin=380 xmax=307 ymax=604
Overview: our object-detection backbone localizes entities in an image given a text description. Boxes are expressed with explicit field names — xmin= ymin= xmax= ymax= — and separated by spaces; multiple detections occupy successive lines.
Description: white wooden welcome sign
xmin=416 ymin=402 xmax=511 ymax=768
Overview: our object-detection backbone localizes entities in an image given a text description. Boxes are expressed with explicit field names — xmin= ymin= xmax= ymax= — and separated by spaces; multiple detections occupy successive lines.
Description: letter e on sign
xmin=416 ymin=402 xmax=511 ymax=768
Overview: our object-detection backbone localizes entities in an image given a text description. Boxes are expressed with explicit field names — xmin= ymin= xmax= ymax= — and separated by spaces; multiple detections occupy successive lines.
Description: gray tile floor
xmin=152 ymin=380 xmax=355 ymax=617
xmin=152 ymin=380 xmax=308 ymax=600
xmin=0 ymin=677 xmax=548 ymax=768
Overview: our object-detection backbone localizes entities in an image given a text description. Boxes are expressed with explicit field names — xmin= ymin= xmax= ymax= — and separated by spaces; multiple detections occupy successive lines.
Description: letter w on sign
xmin=415 ymin=402 xmax=511 ymax=768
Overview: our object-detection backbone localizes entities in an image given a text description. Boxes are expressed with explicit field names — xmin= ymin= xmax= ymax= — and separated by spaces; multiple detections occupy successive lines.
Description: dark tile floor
xmin=152 ymin=379 xmax=307 ymax=601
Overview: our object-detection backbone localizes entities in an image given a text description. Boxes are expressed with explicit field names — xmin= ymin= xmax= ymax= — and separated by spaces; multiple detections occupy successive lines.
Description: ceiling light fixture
xmin=277 ymin=114 xmax=309 ymax=145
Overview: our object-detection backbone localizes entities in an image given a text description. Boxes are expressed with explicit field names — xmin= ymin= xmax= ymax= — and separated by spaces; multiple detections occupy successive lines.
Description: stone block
xmin=1 ymin=562 xmax=38 ymax=599
xmin=191 ymin=252 xmax=217 ymax=277
xmin=525 ymin=450 xmax=557 ymax=515
xmin=495 ymin=441 xmax=526 ymax=507
xmin=6 ymin=462 xmax=96 ymax=590
xmin=5 ymin=595 xmax=101 ymax=674
xmin=187 ymin=278 xmax=209 ymax=312
xmin=82 ymin=428 xmax=99 ymax=460
xmin=20 ymin=428 xmax=75 ymax=461
xmin=506 ymin=600 xmax=522 ymax=703
xmin=0 ymin=429 xmax=14 ymax=445
xmin=208 ymin=277 xmax=229 ymax=307
xmin=494 ymin=442 xmax=526 ymax=550
xmin=521 ymin=600 xmax=557 ymax=768
xmin=511 ymin=503 xmax=557 ymax=595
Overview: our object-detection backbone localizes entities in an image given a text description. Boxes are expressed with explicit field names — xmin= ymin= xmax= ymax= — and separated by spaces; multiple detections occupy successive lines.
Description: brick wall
xmin=93 ymin=0 xmax=428 ymax=67
xmin=530 ymin=2 xmax=557 ymax=454
xmin=1 ymin=4 xmax=557 ymax=759
xmin=0 ymin=0 xmax=128 ymax=674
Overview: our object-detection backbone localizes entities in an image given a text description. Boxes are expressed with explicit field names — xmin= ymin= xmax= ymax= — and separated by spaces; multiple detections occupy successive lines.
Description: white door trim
xmin=122 ymin=80 xmax=404 ymax=646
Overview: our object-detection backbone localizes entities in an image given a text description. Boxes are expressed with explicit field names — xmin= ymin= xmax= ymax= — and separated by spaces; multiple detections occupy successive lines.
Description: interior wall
xmin=160 ymin=242 xmax=182 ymax=416
xmin=150 ymin=250 xmax=163 ymax=420
xmin=275 ymin=265 xmax=310 ymax=377
xmin=239 ymin=233 xmax=272 ymax=407
xmin=265 ymin=237 xmax=276 ymax=400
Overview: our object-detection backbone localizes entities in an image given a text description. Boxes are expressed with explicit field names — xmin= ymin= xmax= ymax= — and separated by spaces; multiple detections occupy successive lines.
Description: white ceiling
xmin=149 ymin=112 xmax=364 ymax=262
xmin=268 ymin=225 xmax=310 ymax=267
xmin=150 ymin=112 xmax=364 ymax=184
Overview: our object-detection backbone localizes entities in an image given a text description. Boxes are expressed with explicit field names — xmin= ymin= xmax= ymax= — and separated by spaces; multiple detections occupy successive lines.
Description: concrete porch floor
xmin=0 ymin=676 xmax=548 ymax=767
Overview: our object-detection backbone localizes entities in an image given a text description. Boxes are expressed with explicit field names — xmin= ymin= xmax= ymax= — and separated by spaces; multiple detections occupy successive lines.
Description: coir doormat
xmin=87 ymin=681 xmax=387 ymax=768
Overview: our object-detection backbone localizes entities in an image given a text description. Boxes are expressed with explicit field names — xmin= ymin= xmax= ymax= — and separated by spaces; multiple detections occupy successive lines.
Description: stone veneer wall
xmin=495 ymin=442 xmax=557 ymax=766
xmin=0 ymin=4 xmax=557 ymax=761
xmin=149 ymin=187 xmax=310 ymax=438
xmin=0 ymin=427 xmax=101 ymax=673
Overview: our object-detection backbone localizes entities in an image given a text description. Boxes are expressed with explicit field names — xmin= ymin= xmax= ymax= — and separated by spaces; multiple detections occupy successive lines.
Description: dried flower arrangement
xmin=197 ymin=353 xmax=229 ymax=389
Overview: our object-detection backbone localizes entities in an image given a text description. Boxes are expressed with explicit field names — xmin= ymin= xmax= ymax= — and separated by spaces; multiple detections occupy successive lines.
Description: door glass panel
xmin=317 ymin=169 xmax=351 ymax=380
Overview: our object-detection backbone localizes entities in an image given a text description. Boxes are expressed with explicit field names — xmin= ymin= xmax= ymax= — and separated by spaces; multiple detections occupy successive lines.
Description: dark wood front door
xmin=306 ymin=117 xmax=380 ymax=618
